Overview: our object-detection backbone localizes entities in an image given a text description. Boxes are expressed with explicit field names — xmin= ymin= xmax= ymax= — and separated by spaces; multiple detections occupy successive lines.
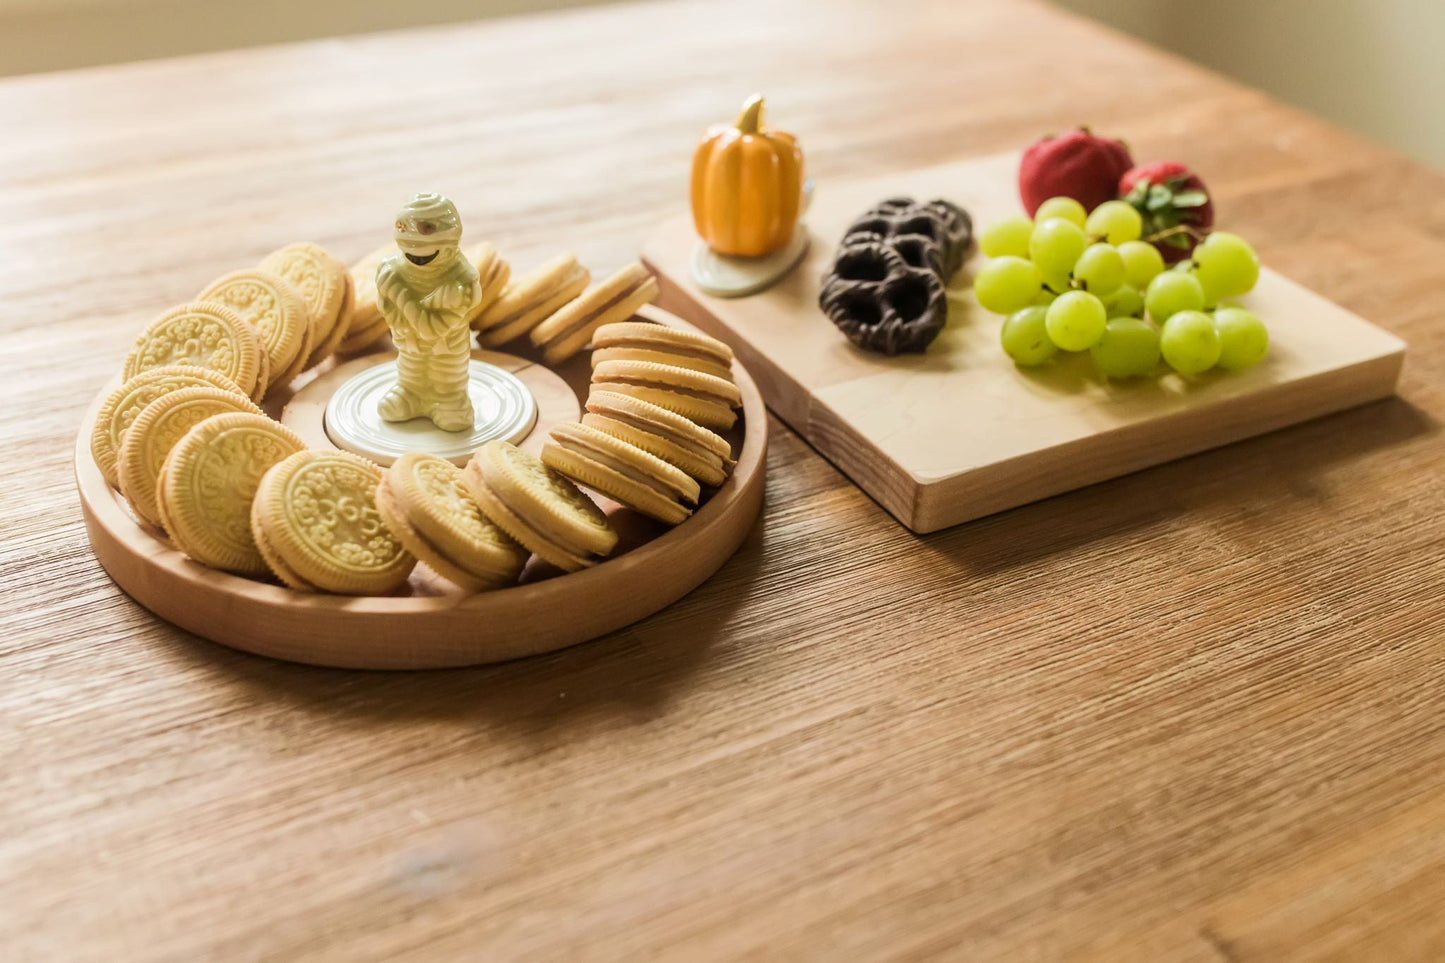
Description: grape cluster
xmin=975 ymin=197 xmax=1268 ymax=379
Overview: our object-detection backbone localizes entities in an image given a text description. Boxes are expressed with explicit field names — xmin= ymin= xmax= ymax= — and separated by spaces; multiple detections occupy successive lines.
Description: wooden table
xmin=3 ymin=0 xmax=1443 ymax=958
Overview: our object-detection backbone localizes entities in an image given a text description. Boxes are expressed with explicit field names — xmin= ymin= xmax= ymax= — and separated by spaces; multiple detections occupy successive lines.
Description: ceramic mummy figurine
xmin=376 ymin=193 xmax=482 ymax=432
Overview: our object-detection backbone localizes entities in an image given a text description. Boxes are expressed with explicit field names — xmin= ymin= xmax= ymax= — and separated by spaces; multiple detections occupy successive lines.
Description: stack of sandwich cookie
xmin=251 ymin=450 xmax=415 ymax=594
xmin=473 ymin=254 xmax=589 ymax=348
xmin=340 ymin=243 xmax=394 ymax=354
xmin=197 ymin=268 xmax=312 ymax=395
xmin=465 ymin=242 xmax=511 ymax=326
xmin=375 ymin=452 xmax=528 ymax=592
xmin=259 ymin=242 xmax=353 ymax=371
xmin=583 ymin=390 xmax=734 ymax=488
xmin=117 ymin=386 xmax=265 ymax=528
xmin=156 ymin=412 xmax=307 ymax=575
xmin=123 ymin=302 xmax=269 ymax=403
xmin=543 ymin=422 xmax=699 ymax=525
xmin=529 ymin=262 xmax=660 ymax=365
xmin=590 ymin=359 xmax=741 ymax=431
xmin=462 ymin=440 xmax=617 ymax=572
xmin=90 ymin=365 xmax=251 ymax=489
xmin=590 ymin=320 xmax=735 ymax=381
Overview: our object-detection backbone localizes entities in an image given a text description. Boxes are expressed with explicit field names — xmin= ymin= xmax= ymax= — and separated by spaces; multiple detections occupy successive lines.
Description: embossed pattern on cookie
xmin=117 ymin=386 xmax=264 ymax=529
xmin=252 ymin=450 xmax=414 ymax=594
xmin=260 ymin=242 xmax=350 ymax=371
xmin=375 ymin=453 xmax=526 ymax=592
xmin=156 ymin=412 xmax=306 ymax=575
xmin=197 ymin=268 xmax=310 ymax=393
xmin=90 ymin=365 xmax=247 ymax=489
xmin=122 ymin=301 xmax=265 ymax=400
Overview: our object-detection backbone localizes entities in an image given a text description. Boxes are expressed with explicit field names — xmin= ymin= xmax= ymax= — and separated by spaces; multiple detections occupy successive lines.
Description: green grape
xmin=1031 ymin=289 xmax=1058 ymax=307
xmin=1040 ymin=268 xmax=1073 ymax=295
xmin=1091 ymin=317 xmax=1161 ymax=379
xmin=1000 ymin=306 xmax=1059 ymax=366
xmin=979 ymin=216 xmax=1034 ymax=259
xmin=1045 ymin=290 xmax=1107 ymax=351
xmin=1102 ymin=285 xmax=1145 ymax=318
xmin=1085 ymin=200 xmax=1143 ymax=244
xmin=1192 ymin=231 xmax=1259 ymax=303
xmin=1118 ymin=240 xmax=1165 ymax=289
xmin=1145 ymin=271 xmax=1205 ymax=321
xmin=1029 ymin=218 xmax=1087 ymax=277
xmin=1035 ymin=196 xmax=1087 ymax=228
xmin=1160 ymin=310 xmax=1221 ymax=374
xmin=974 ymin=255 xmax=1042 ymax=314
xmin=1073 ymin=243 xmax=1126 ymax=295
xmin=1214 ymin=307 xmax=1269 ymax=370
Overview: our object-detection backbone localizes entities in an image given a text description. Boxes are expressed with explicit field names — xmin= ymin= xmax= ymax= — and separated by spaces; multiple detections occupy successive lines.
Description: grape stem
xmin=1145 ymin=224 xmax=1206 ymax=245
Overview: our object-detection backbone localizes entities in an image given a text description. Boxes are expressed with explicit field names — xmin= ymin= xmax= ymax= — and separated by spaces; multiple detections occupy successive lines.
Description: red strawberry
xmin=1018 ymin=127 xmax=1134 ymax=217
xmin=1119 ymin=161 xmax=1214 ymax=262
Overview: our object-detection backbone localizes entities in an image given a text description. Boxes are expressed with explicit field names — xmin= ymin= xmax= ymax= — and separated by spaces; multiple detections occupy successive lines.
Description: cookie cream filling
xmin=486 ymin=268 xmax=587 ymax=328
xmin=556 ymin=435 xmax=689 ymax=502
xmin=593 ymin=378 xmax=731 ymax=406
xmin=605 ymin=341 xmax=723 ymax=366
xmin=603 ymin=410 xmax=728 ymax=464
xmin=501 ymin=488 xmax=600 ymax=560
xmin=552 ymin=280 xmax=650 ymax=342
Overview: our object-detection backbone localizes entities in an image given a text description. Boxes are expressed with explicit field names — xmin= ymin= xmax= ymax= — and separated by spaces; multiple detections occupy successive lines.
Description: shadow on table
xmin=915 ymin=394 xmax=1437 ymax=576
xmin=150 ymin=513 xmax=767 ymax=736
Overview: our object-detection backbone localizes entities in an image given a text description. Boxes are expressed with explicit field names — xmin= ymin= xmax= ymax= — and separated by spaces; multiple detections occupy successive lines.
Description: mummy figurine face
xmin=374 ymin=193 xmax=482 ymax=432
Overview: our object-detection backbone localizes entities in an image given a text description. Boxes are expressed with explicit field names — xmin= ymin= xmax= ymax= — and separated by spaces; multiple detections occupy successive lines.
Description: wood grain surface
xmin=2 ymin=0 xmax=1443 ymax=958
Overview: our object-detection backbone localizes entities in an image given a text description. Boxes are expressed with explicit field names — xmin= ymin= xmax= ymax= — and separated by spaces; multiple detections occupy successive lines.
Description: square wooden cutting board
xmin=641 ymin=152 xmax=1406 ymax=533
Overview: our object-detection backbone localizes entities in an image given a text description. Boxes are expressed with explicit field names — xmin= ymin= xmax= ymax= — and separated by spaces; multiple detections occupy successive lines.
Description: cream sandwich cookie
xmin=375 ymin=452 xmax=528 ymax=592
xmin=343 ymin=242 xmax=392 ymax=346
xmin=117 ymin=385 xmax=265 ymax=528
xmin=336 ymin=316 xmax=390 ymax=355
xmin=91 ymin=365 xmax=249 ymax=489
xmin=529 ymin=262 xmax=659 ymax=365
xmin=583 ymin=389 xmax=734 ymax=487
xmin=464 ymin=242 xmax=511 ymax=327
xmin=589 ymin=320 xmax=735 ymax=381
xmin=122 ymin=301 xmax=267 ymax=402
xmin=590 ymin=359 xmax=742 ymax=431
xmin=473 ymin=255 xmax=589 ymax=346
xmin=260 ymin=242 xmax=352 ymax=371
xmin=250 ymin=450 xmax=414 ymax=594
xmin=197 ymin=268 xmax=312 ymax=394
xmin=462 ymin=440 xmax=616 ymax=572
xmin=156 ymin=412 xmax=307 ymax=576
xmin=543 ymin=422 xmax=699 ymax=526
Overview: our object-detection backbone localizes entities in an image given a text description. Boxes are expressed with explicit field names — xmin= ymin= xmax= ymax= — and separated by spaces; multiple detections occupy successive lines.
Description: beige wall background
xmin=1055 ymin=0 xmax=1445 ymax=169
xmin=2 ymin=0 xmax=1441 ymax=170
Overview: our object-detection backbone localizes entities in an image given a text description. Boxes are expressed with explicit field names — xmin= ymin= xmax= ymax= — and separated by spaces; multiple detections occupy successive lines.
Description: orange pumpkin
xmin=690 ymin=95 xmax=805 ymax=258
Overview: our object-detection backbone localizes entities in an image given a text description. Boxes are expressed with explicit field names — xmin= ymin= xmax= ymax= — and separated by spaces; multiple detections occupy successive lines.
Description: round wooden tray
xmin=75 ymin=312 xmax=767 ymax=670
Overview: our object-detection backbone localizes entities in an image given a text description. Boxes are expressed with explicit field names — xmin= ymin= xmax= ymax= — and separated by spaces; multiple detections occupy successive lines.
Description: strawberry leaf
xmin=1172 ymin=191 xmax=1208 ymax=208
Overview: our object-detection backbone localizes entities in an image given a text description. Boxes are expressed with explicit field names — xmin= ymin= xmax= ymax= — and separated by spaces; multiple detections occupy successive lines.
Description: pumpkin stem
xmin=735 ymin=94 xmax=765 ymax=135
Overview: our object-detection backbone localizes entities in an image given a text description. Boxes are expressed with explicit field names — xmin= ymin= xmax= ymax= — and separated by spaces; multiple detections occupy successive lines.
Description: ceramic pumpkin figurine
xmin=691 ymin=95 xmax=805 ymax=258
